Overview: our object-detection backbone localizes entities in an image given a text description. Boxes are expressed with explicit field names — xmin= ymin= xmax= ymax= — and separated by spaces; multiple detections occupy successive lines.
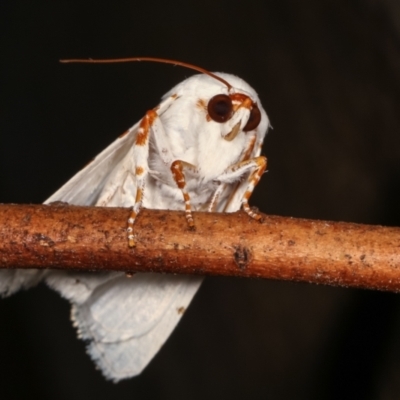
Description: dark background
xmin=1 ymin=1 xmax=400 ymax=399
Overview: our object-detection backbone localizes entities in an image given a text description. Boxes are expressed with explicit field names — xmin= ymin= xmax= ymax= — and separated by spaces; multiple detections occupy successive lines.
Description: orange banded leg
xmin=125 ymin=94 xmax=179 ymax=247
xmin=127 ymin=186 xmax=144 ymax=247
xmin=241 ymin=156 xmax=267 ymax=220
xmin=216 ymin=156 xmax=267 ymax=220
xmin=171 ymin=160 xmax=198 ymax=229
xmin=126 ymin=110 xmax=156 ymax=247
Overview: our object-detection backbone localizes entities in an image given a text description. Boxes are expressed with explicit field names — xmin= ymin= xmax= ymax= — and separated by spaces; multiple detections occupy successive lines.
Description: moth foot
xmin=186 ymin=216 xmax=196 ymax=231
xmin=128 ymin=236 xmax=136 ymax=247
xmin=243 ymin=205 xmax=263 ymax=222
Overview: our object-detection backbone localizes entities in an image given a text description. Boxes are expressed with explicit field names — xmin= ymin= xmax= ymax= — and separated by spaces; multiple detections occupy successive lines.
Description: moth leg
xmin=170 ymin=160 xmax=198 ymax=229
xmin=241 ymin=156 xmax=267 ymax=220
xmin=217 ymin=156 xmax=267 ymax=220
xmin=126 ymin=110 xmax=157 ymax=247
xmin=127 ymin=95 xmax=178 ymax=247
xmin=145 ymin=106 xmax=200 ymax=228
xmin=223 ymin=133 xmax=258 ymax=212
xmin=208 ymin=183 xmax=226 ymax=212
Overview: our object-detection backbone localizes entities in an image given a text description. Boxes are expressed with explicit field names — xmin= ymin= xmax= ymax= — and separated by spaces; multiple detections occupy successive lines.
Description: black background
xmin=1 ymin=1 xmax=400 ymax=399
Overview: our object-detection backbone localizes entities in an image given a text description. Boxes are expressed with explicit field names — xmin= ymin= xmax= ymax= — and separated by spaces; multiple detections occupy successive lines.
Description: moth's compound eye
xmin=243 ymin=103 xmax=262 ymax=132
xmin=208 ymin=94 xmax=233 ymax=123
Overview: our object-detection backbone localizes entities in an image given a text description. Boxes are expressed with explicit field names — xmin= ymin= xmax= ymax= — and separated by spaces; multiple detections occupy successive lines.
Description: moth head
xmin=207 ymin=92 xmax=262 ymax=141
xmin=183 ymin=71 xmax=268 ymax=142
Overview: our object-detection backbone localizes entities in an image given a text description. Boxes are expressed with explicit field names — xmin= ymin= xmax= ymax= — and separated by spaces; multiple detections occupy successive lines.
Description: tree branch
xmin=0 ymin=203 xmax=399 ymax=292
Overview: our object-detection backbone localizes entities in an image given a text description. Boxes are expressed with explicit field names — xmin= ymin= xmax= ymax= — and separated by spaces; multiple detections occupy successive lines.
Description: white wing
xmin=45 ymin=123 xmax=202 ymax=381
xmin=1 ymin=121 xmax=203 ymax=381
xmin=45 ymin=270 xmax=201 ymax=381
xmin=0 ymin=124 xmax=139 ymax=296
xmin=45 ymin=122 xmax=139 ymax=206
xmin=71 ymin=274 xmax=201 ymax=381
xmin=0 ymin=269 xmax=46 ymax=298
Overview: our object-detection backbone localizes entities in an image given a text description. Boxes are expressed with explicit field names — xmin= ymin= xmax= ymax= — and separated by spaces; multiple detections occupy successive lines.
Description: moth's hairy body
xmin=0 ymin=72 xmax=270 ymax=382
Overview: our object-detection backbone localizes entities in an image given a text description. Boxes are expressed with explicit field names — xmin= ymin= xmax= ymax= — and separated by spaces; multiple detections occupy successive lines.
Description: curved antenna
xmin=60 ymin=57 xmax=233 ymax=91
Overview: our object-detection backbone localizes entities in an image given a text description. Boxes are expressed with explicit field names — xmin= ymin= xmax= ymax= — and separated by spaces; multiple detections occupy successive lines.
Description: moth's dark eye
xmin=243 ymin=104 xmax=261 ymax=132
xmin=207 ymin=94 xmax=233 ymax=123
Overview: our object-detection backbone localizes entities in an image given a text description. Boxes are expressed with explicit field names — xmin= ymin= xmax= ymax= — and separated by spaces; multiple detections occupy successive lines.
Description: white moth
xmin=0 ymin=58 xmax=270 ymax=382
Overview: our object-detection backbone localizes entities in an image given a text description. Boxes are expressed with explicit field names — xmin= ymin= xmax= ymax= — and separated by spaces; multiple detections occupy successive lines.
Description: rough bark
xmin=0 ymin=203 xmax=399 ymax=292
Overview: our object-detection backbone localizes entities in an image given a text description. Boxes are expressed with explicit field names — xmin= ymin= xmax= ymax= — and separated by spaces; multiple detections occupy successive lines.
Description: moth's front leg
xmin=170 ymin=160 xmax=198 ymax=229
xmin=216 ymin=156 xmax=267 ymax=220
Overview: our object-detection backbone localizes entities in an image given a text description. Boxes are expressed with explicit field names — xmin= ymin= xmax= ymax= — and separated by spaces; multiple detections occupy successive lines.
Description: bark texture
xmin=0 ymin=203 xmax=399 ymax=292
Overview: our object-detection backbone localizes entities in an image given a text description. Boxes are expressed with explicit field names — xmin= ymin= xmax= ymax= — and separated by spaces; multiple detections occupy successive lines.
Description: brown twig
xmin=0 ymin=203 xmax=400 ymax=292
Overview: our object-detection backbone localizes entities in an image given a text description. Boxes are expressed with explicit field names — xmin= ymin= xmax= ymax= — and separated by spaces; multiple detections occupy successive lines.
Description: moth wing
xmin=45 ymin=122 xmax=142 ymax=304
xmin=72 ymin=273 xmax=202 ymax=381
xmin=41 ymin=119 xmax=202 ymax=380
xmin=45 ymin=123 xmax=140 ymax=206
xmin=2 ymin=105 xmax=203 ymax=380
xmin=0 ymin=269 xmax=47 ymax=298
xmin=0 ymin=125 xmax=139 ymax=297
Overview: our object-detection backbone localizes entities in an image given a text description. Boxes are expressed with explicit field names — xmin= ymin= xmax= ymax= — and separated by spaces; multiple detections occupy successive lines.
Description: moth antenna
xmin=60 ymin=57 xmax=233 ymax=91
